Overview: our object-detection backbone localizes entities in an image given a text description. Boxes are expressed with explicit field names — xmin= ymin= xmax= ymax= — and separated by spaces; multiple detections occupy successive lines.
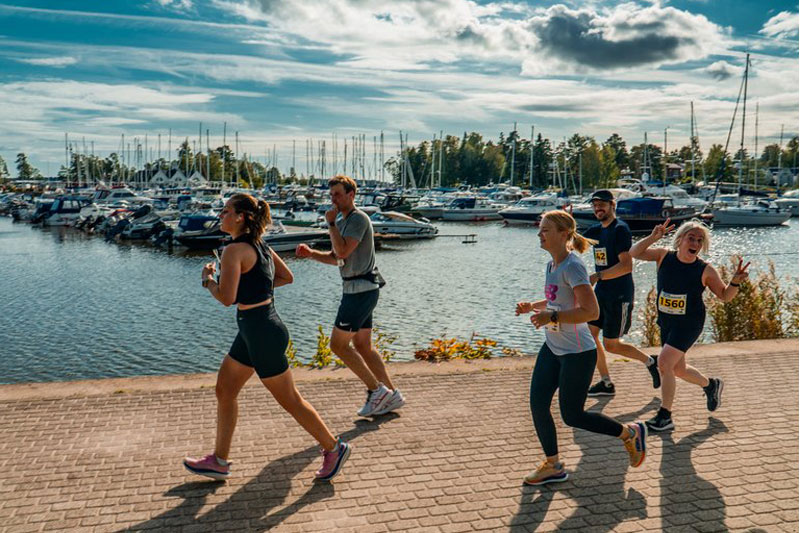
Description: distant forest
xmin=6 ymin=131 xmax=799 ymax=191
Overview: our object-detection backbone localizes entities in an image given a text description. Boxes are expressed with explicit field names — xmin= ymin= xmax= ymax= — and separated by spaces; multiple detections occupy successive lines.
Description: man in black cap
xmin=582 ymin=190 xmax=660 ymax=396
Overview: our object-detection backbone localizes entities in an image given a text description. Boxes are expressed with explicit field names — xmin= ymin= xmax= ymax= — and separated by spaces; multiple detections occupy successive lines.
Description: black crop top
xmin=228 ymin=235 xmax=275 ymax=305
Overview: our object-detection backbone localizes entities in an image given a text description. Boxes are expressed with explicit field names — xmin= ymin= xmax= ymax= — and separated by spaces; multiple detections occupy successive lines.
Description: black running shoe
xmin=647 ymin=356 xmax=661 ymax=389
xmin=645 ymin=411 xmax=674 ymax=432
xmin=587 ymin=381 xmax=615 ymax=397
xmin=705 ymin=378 xmax=723 ymax=412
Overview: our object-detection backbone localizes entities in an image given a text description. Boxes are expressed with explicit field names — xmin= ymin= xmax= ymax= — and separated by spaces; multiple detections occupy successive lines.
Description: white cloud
xmin=15 ymin=56 xmax=78 ymax=67
xmin=154 ymin=0 xmax=193 ymax=11
xmin=759 ymin=11 xmax=799 ymax=39
xmin=703 ymin=60 xmax=741 ymax=81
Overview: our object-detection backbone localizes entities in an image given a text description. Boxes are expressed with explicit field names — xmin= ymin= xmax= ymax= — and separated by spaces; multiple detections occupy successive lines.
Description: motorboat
xmin=261 ymin=223 xmax=330 ymax=252
xmin=369 ymin=211 xmax=438 ymax=239
xmin=575 ymin=196 xmax=699 ymax=233
xmin=120 ymin=205 xmax=167 ymax=240
xmin=572 ymin=189 xmax=641 ymax=228
xmin=774 ymin=190 xmax=799 ymax=216
xmin=92 ymin=188 xmax=154 ymax=207
xmin=499 ymin=194 xmax=570 ymax=225
xmin=172 ymin=212 xmax=226 ymax=249
xmin=712 ymin=199 xmax=792 ymax=226
xmin=42 ymin=196 xmax=88 ymax=226
xmin=441 ymin=197 xmax=503 ymax=221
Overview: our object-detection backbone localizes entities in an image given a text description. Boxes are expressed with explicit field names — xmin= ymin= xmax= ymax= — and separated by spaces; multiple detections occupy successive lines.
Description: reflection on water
xmin=0 ymin=217 xmax=797 ymax=384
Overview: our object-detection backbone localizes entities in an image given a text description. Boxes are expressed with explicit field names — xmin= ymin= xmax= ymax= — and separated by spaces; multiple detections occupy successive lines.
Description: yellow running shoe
xmin=622 ymin=421 xmax=647 ymax=467
xmin=523 ymin=460 xmax=568 ymax=486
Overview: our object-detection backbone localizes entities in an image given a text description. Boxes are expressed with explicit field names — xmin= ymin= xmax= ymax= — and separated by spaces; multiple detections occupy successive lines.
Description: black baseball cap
xmin=590 ymin=189 xmax=614 ymax=202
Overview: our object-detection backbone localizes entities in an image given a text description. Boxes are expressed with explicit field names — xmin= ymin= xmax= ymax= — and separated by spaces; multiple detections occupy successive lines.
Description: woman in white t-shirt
xmin=515 ymin=210 xmax=647 ymax=485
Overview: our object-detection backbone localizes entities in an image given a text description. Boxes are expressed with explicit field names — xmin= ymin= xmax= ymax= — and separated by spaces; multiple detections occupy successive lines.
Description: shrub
xmin=706 ymin=258 xmax=799 ymax=342
xmin=414 ymin=333 xmax=500 ymax=362
xmin=641 ymin=286 xmax=661 ymax=347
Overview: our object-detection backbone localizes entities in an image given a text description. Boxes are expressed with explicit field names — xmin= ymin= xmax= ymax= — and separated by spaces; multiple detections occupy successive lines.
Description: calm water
xmin=0 ymin=216 xmax=797 ymax=384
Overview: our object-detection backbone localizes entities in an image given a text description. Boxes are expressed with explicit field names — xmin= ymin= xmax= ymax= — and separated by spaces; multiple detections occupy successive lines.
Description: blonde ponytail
xmin=541 ymin=210 xmax=597 ymax=253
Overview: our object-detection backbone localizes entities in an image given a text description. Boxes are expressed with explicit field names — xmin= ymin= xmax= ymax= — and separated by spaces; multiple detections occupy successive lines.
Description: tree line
xmin=4 ymin=132 xmax=798 ymax=191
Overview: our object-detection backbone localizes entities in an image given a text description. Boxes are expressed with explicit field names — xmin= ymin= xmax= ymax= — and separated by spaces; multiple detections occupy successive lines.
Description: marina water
xmin=1 ymin=216 xmax=797 ymax=384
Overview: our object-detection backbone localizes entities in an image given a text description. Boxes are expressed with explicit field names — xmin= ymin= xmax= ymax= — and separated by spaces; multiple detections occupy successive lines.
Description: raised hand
xmin=650 ymin=218 xmax=675 ymax=240
xmin=731 ymin=257 xmax=751 ymax=283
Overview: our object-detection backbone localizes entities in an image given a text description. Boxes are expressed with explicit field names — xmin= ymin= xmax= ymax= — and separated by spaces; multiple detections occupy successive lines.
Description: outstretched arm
xmin=630 ymin=218 xmax=674 ymax=263
xmin=704 ymin=257 xmax=750 ymax=302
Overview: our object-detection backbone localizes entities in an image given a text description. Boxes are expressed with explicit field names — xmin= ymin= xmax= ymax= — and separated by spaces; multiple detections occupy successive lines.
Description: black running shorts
xmin=659 ymin=317 xmax=704 ymax=353
xmin=589 ymin=298 xmax=633 ymax=340
xmin=228 ymin=303 xmax=290 ymax=379
xmin=334 ymin=289 xmax=379 ymax=332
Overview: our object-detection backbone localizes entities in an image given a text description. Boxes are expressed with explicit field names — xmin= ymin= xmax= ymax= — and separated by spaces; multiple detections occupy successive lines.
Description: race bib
xmin=658 ymin=292 xmax=687 ymax=315
xmin=545 ymin=303 xmax=561 ymax=332
xmin=594 ymin=247 xmax=608 ymax=267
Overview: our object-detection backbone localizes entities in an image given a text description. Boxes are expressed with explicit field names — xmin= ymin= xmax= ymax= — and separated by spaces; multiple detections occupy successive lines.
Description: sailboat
xmin=712 ymin=54 xmax=791 ymax=227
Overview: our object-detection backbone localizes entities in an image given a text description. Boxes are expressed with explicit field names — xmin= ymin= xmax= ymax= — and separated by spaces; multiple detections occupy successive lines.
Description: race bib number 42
xmin=658 ymin=292 xmax=687 ymax=315
xmin=594 ymin=247 xmax=608 ymax=267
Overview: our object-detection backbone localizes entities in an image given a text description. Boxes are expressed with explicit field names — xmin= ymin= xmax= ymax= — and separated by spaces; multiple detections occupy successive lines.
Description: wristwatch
xmin=550 ymin=310 xmax=559 ymax=323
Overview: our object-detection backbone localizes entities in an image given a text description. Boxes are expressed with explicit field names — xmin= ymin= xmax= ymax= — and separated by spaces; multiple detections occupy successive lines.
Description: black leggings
xmin=530 ymin=343 xmax=623 ymax=457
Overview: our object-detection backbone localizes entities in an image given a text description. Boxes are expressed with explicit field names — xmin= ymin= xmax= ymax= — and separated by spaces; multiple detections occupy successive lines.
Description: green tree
xmin=783 ymin=136 xmax=799 ymax=168
xmin=760 ymin=144 xmax=781 ymax=167
xmin=603 ymin=133 xmax=629 ymax=170
xmin=629 ymin=143 xmax=663 ymax=182
xmin=15 ymin=153 xmax=40 ymax=180
xmin=599 ymin=144 xmax=621 ymax=187
xmin=0 ymin=155 xmax=9 ymax=181
xmin=531 ymin=134 xmax=553 ymax=189
xmin=704 ymin=144 xmax=733 ymax=182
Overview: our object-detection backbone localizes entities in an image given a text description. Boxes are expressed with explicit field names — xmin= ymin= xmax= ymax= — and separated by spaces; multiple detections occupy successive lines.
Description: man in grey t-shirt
xmin=296 ymin=175 xmax=404 ymax=418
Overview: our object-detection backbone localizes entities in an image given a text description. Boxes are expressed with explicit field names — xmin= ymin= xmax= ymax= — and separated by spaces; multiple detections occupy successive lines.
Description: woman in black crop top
xmin=631 ymin=219 xmax=750 ymax=432
xmin=184 ymin=193 xmax=351 ymax=482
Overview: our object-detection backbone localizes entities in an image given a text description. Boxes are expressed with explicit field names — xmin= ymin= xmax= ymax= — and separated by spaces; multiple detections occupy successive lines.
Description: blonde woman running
xmin=516 ymin=210 xmax=647 ymax=486
xmin=630 ymin=218 xmax=749 ymax=431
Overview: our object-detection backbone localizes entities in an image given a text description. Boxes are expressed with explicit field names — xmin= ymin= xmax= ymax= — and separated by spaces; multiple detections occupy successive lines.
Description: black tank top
xmin=229 ymin=235 xmax=275 ymax=305
xmin=656 ymin=251 xmax=707 ymax=323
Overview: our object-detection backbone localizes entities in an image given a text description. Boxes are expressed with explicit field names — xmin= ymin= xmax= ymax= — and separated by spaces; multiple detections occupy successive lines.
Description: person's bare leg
xmin=673 ymin=355 xmax=710 ymax=388
xmin=330 ymin=327 xmax=380 ymax=390
xmin=214 ymin=355 xmax=255 ymax=460
xmin=657 ymin=345 xmax=685 ymax=411
xmin=352 ymin=328 xmax=395 ymax=390
xmin=603 ymin=337 xmax=649 ymax=364
xmin=261 ymin=369 xmax=338 ymax=451
xmin=589 ymin=325 xmax=610 ymax=379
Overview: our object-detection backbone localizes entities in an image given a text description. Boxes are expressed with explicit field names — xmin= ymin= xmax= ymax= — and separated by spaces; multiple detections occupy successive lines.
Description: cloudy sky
xmin=1 ymin=0 xmax=797 ymax=176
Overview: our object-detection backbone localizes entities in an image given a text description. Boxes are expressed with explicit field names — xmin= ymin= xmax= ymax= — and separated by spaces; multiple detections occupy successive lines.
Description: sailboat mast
xmin=529 ymin=126 xmax=534 ymax=187
xmin=737 ymin=53 xmax=750 ymax=203
xmin=690 ymin=102 xmax=695 ymax=182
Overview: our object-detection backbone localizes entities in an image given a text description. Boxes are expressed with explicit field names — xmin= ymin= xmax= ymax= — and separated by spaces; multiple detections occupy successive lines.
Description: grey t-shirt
xmin=543 ymin=252 xmax=596 ymax=356
xmin=336 ymin=208 xmax=379 ymax=294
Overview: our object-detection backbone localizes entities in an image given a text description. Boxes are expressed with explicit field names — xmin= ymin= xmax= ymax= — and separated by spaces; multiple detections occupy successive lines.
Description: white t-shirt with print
xmin=543 ymin=252 xmax=597 ymax=356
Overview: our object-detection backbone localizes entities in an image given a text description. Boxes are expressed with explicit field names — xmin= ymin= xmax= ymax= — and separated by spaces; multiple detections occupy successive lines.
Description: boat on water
xmin=712 ymin=199 xmax=791 ymax=226
xmin=574 ymin=197 xmax=700 ymax=232
xmin=370 ymin=211 xmax=438 ymax=239
xmin=774 ymin=190 xmax=799 ymax=217
xmin=498 ymin=194 xmax=570 ymax=225
xmin=42 ymin=196 xmax=89 ymax=226
xmin=441 ymin=197 xmax=503 ymax=221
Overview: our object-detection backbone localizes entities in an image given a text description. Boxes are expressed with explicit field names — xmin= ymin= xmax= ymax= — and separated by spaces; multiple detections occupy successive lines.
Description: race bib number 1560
xmin=658 ymin=292 xmax=687 ymax=315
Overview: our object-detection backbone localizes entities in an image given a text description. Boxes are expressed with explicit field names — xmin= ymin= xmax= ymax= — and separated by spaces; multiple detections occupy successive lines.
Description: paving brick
xmin=0 ymin=341 xmax=795 ymax=532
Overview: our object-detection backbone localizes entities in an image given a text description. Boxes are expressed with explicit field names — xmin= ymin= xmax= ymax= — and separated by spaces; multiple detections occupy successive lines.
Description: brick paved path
xmin=0 ymin=340 xmax=797 ymax=532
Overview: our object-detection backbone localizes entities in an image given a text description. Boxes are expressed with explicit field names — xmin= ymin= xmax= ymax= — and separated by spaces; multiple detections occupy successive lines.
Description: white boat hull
xmin=712 ymin=207 xmax=791 ymax=226
xmin=441 ymin=209 xmax=502 ymax=221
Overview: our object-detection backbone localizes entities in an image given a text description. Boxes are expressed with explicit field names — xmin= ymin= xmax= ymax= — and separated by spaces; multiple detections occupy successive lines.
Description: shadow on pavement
xmin=657 ymin=416 xmax=729 ymax=532
xmin=118 ymin=413 xmax=399 ymax=532
xmin=509 ymin=395 xmax=660 ymax=532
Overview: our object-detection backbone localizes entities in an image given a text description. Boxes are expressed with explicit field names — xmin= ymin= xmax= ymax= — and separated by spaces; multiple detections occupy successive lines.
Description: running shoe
xmin=648 ymin=356 xmax=661 ymax=389
xmin=373 ymin=388 xmax=406 ymax=416
xmin=587 ymin=381 xmax=616 ymax=397
xmin=315 ymin=439 xmax=351 ymax=481
xmin=705 ymin=378 xmax=724 ymax=412
xmin=183 ymin=453 xmax=230 ymax=481
xmin=523 ymin=461 xmax=568 ymax=486
xmin=622 ymin=422 xmax=647 ymax=468
xmin=646 ymin=410 xmax=675 ymax=432
xmin=357 ymin=383 xmax=393 ymax=417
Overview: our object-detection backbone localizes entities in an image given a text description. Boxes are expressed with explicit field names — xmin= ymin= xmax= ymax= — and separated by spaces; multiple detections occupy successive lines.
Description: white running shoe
xmin=374 ymin=389 xmax=406 ymax=416
xmin=357 ymin=383 xmax=393 ymax=417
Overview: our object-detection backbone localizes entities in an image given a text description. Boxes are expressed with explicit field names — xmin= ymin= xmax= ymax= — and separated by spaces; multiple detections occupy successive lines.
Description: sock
xmin=602 ymin=375 xmax=612 ymax=386
xmin=703 ymin=379 xmax=714 ymax=392
xmin=215 ymin=455 xmax=229 ymax=466
xmin=658 ymin=407 xmax=671 ymax=418
xmin=645 ymin=356 xmax=655 ymax=367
